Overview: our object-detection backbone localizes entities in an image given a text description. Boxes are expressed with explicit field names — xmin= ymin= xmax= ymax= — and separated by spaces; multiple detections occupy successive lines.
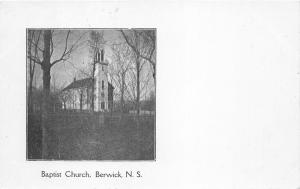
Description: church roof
xmin=62 ymin=77 xmax=114 ymax=92
xmin=62 ymin=78 xmax=93 ymax=91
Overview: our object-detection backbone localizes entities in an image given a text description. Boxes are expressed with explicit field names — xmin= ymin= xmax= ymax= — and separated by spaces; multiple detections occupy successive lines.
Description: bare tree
xmin=27 ymin=29 xmax=84 ymax=158
xmin=79 ymin=87 xmax=86 ymax=111
xmin=110 ymin=43 xmax=133 ymax=113
xmin=27 ymin=30 xmax=42 ymax=112
xmin=120 ymin=29 xmax=156 ymax=115
xmin=140 ymin=68 xmax=153 ymax=101
xmin=59 ymin=90 xmax=69 ymax=111
xmin=120 ymin=30 xmax=142 ymax=115
xmin=123 ymin=59 xmax=153 ymax=110
xmin=136 ymin=30 xmax=156 ymax=85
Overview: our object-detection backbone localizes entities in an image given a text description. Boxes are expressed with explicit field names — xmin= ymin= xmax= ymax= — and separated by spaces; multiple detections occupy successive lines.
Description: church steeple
xmin=94 ymin=48 xmax=108 ymax=112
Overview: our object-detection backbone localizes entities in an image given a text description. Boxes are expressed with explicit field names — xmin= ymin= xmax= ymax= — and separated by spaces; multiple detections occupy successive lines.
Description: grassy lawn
xmin=27 ymin=113 xmax=155 ymax=160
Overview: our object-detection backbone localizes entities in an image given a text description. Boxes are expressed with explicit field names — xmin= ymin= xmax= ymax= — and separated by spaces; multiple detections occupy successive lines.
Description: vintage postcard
xmin=0 ymin=1 xmax=299 ymax=189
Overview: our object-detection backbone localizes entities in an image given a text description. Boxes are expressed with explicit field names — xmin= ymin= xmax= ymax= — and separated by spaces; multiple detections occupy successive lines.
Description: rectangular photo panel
xmin=26 ymin=28 xmax=156 ymax=160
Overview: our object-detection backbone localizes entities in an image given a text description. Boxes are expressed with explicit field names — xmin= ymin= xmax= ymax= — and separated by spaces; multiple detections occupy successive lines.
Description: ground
xmin=27 ymin=112 xmax=155 ymax=160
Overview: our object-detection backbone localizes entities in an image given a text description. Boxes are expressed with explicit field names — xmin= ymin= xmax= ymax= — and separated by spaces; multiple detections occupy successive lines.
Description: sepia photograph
xmin=26 ymin=29 xmax=156 ymax=160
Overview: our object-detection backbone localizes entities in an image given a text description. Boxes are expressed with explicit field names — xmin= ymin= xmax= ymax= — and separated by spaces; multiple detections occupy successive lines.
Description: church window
xmin=102 ymin=80 xmax=104 ymax=90
xmin=101 ymin=102 xmax=105 ymax=109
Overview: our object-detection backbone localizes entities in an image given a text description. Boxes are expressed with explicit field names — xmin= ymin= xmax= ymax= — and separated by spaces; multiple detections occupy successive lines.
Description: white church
xmin=61 ymin=49 xmax=114 ymax=112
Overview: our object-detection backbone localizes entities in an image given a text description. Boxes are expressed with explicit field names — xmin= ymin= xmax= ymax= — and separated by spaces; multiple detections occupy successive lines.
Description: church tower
xmin=94 ymin=49 xmax=109 ymax=112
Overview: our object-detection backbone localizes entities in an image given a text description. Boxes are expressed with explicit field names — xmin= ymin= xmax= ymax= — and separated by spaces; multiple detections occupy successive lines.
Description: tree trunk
xmin=28 ymin=31 xmax=34 ymax=113
xmin=135 ymin=56 xmax=141 ymax=158
xmin=41 ymin=30 xmax=52 ymax=159
xmin=136 ymin=57 xmax=140 ymax=116
xmin=80 ymin=90 xmax=83 ymax=111
xmin=28 ymin=74 xmax=33 ymax=112
xmin=91 ymin=59 xmax=96 ymax=112
xmin=121 ymin=73 xmax=125 ymax=113
xmin=153 ymin=64 xmax=156 ymax=91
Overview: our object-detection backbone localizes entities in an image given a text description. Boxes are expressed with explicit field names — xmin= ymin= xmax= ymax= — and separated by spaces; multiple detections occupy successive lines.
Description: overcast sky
xmin=31 ymin=29 xmax=119 ymax=88
xmin=29 ymin=29 xmax=155 ymax=100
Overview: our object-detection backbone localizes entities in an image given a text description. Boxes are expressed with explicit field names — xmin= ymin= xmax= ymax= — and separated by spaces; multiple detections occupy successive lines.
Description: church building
xmin=61 ymin=49 xmax=114 ymax=112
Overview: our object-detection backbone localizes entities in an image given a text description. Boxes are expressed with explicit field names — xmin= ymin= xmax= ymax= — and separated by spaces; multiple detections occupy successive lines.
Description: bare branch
xmin=50 ymin=31 xmax=86 ymax=67
xmin=27 ymin=30 xmax=42 ymax=65
xmin=28 ymin=39 xmax=44 ymax=52
xmin=27 ymin=55 xmax=42 ymax=65
xmin=51 ymin=30 xmax=70 ymax=66
xmin=50 ymin=33 xmax=54 ymax=57
xmin=120 ymin=30 xmax=139 ymax=56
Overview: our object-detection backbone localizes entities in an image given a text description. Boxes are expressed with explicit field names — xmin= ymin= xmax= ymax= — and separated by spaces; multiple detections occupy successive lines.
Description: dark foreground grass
xmin=27 ymin=113 xmax=155 ymax=160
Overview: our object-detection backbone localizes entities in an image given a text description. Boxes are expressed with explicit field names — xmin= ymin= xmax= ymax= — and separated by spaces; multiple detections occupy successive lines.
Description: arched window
xmin=97 ymin=51 xmax=100 ymax=62
xmin=101 ymin=49 xmax=104 ymax=61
